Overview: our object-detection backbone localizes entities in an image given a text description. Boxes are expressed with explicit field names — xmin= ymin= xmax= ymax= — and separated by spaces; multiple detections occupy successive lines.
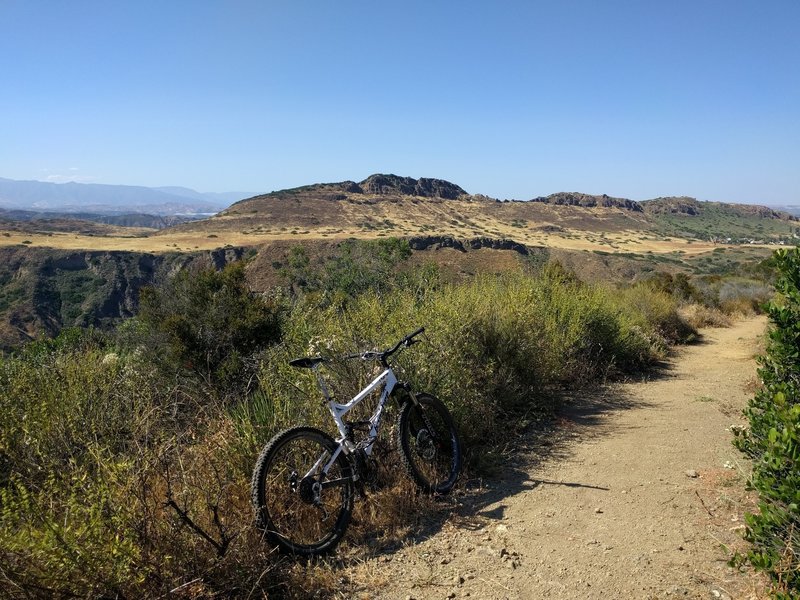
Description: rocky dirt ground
xmin=337 ymin=317 xmax=769 ymax=599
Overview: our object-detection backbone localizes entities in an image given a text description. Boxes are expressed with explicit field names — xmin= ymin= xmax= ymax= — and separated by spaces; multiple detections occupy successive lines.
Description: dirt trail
xmin=356 ymin=317 xmax=767 ymax=600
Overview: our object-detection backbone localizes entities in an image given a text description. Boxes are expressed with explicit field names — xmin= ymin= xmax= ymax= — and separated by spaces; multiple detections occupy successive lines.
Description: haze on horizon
xmin=1 ymin=1 xmax=798 ymax=206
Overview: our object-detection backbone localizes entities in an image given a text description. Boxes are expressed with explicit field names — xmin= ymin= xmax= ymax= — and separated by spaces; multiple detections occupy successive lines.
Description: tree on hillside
xmin=136 ymin=262 xmax=284 ymax=397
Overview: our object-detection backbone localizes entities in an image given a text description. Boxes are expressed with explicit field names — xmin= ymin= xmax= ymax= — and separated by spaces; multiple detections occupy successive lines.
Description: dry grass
xmin=680 ymin=304 xmax=734 ymax=329
xmin=0 ymin=223 xmax=767 ymax=258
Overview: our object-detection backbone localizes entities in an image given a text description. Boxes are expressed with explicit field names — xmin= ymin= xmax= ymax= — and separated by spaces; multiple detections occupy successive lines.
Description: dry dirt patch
xmin=336 ymin=318 xmax=768 ymax=600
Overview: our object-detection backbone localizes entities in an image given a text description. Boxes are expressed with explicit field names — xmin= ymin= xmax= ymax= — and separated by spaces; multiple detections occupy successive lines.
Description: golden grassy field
xmin=0 ymin=213 xmax=762 ymax=257
xmin=0 ymin=186 xmax=790 ymax=259
xmin=0 ymin=222 xmax=737 ymax=255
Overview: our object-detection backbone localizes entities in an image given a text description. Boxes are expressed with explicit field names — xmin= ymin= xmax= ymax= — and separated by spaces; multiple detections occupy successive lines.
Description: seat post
xmin=311 ymin=363 xmax=332 ymax=401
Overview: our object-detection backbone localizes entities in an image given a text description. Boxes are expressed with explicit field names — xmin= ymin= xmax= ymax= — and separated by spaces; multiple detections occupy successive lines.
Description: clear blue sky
xmin=1 ymin=0 xmax=798 ymax=204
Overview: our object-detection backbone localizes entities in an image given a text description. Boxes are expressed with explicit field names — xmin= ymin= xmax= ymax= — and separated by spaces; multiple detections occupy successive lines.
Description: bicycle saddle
xmin=288 ymin=356 xmax=326 ymax=369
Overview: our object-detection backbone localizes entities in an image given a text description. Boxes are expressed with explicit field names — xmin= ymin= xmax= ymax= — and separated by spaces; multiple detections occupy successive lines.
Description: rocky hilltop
xmin=530 ymin=192 xmax=643 ymax=211
xmin=356 ymin=174 xmax=467 ymax=199
xmin=642 ymin=196 xmax=797 ymax=221
xmin=224 ymin=174 xmax=468 ymax=208
xmin=159 ymin=173 xmax=798 ymax=249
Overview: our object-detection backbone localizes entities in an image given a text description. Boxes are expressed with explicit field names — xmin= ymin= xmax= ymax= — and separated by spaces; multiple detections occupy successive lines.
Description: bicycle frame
xmin=308 ymin=363 xmax=399 ymax=484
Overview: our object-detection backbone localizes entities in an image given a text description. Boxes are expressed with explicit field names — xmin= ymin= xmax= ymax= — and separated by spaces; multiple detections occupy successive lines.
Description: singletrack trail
xmin=356 ymin=317 xmax=767 ymax=600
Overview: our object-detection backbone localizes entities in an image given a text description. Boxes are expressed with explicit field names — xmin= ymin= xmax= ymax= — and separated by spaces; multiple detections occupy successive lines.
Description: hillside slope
xmin=0 ymin=246 xmax=246 ymax=349
xmin=0 ymin=174 xmax=795 ymax=253
xmin=162 ymin=175 xmax=796 ymax=249
xmin=642 ymin=196 xmax=798 ymax=242
xmin=166 ymin=175 xmax=653 ymax=245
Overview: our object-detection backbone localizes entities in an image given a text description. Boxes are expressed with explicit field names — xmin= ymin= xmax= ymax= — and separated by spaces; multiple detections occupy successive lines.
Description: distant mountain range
xmin=0 ymin=177 xmax=250 ymax=216
xmin=776 ymin=206 xmax=800 ymax=217
xmin=0 ymin=208 xmax=201 ymax=230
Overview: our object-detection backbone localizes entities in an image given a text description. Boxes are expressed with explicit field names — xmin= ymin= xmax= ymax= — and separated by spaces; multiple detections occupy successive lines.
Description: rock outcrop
xmin=408 ymin=236 xmax=467 ymax=252
xmin=359 ymin=174 xmax=467 ymax=199
xmin=408 ymin=236 xmax=529 ymax=256
xmin=642 ymin=196 xmax=797 ymax=221
xmin=640 ymin=197 xmax=702 ymax=216
xmin=530 ymin=192 xmax=643 ymax=212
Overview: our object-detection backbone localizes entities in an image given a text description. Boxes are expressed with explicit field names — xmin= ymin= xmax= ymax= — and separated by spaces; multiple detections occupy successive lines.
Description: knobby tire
xmin=397 ymin=393 xmax=461 ymax=495
xmin=251 ymin=426 xmax=354 ymax=556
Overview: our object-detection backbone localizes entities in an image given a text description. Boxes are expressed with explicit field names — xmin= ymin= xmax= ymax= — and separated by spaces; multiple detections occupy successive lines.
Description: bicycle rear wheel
xmin=397 ymin=393 xmax=461 ymax=494
xmin=251 ymin=426 xmax=354 ymax=556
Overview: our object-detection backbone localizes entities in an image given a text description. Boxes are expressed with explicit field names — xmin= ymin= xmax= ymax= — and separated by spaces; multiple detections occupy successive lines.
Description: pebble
xmin=595 ymin=507 xmax=603 ymax=514
xmin=665 ymin=586 xmax=689 ymax=596
xmin=685 ymin=469 xmax=699 ymax=478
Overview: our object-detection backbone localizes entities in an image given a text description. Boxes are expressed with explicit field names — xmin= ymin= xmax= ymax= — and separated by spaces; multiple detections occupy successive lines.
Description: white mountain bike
xmin=251 ymin=327 xmax=461 ymax=556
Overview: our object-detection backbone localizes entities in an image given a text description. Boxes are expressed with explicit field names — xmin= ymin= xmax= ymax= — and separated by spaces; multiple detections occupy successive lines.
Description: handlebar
xmin=290 ymin=328 xmax=425 ymax=369
xmin=344 ymin=327 xmax=425 ymax=365
xmin=386 ymin=327 xmax=425 ymax=355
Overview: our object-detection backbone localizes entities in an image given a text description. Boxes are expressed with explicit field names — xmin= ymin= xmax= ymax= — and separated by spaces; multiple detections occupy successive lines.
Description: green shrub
xmin=734 ymin=247 xmax=800 ymax=597
xmin=135 ymin=261 xmax=285 ymax=398
xmin=641 ymin=271 xmax=703 ymax=304
xmin=244 ymin=268 xmax=692 ymax=453
xmin=0 ymin=463 xmax=141 ymax=596
xmin=0 ymin=330 xmax=277 ymax=598
xmin=615 ymin=284 xmax=697 ymax=349
xmin=280 ymin=238 xmax=412 ymax=299
xmin=0 ymin=335 xmax=154 ymax=488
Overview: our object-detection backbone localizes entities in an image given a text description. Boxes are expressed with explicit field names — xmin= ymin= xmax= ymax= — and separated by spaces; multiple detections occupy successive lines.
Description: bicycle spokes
xmin=256 ymin=430 xmax=352 ymax=550
xmin=398 ymin=394 xmax=461 ymax=495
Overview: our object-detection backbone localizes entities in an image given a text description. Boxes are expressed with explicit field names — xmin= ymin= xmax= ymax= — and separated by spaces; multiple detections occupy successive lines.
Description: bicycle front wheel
xmin=397 ymin=393 xmax=461 ymax=495
xmin=251 ymin=426 xmax=354 ymax=556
